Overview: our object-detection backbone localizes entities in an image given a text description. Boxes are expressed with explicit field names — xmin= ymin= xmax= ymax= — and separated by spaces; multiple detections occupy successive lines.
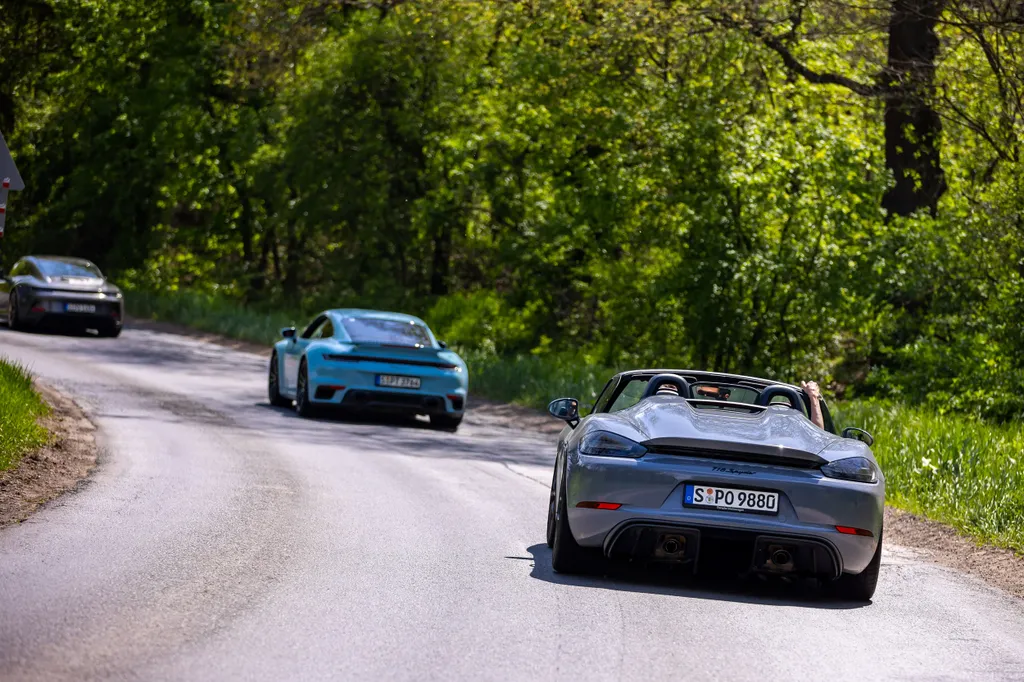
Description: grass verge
xmin=0 ymin=357 xmax=50 ymax=472
xmin=127 ymin=289 xmax=1024 ymax=553
xmin=834 ymin=401 xmax=1024 ymax=553
xmin=127 ymin=289 xmax=302 ymax=346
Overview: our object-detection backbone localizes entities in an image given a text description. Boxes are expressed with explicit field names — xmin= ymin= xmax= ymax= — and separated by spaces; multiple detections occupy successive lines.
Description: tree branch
xmin=708 ymin=14 xmax=882 ymax=97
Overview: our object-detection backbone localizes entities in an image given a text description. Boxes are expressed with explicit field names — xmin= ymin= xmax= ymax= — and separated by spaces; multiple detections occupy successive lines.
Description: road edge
xmin=0 ymin=380 xmax=98 ymax=527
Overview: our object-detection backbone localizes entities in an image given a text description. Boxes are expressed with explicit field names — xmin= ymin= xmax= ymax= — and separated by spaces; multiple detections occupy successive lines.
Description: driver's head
xmin=697 ymin=385 xmax=730 ymax=400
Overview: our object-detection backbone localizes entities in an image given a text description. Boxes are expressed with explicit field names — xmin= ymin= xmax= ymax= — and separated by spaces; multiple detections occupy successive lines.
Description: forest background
xmin=3 ymin=0 xmax=1024 ymax=546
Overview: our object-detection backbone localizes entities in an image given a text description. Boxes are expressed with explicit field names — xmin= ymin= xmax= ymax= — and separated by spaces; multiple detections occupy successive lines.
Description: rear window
xmin=37 ymin=260 xmax=103 ymax=278
xmin=341 ymin=317 xmax=432 ymax=347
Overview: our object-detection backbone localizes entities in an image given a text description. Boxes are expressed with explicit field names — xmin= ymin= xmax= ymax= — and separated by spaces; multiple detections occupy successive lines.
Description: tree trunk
xmin=284 ymin=220 xmax=301 ymax=300
xmin=881 ymin=0 xmax=948 ymax=217
xmin=430 ymin=222 xmax=452 ymax=296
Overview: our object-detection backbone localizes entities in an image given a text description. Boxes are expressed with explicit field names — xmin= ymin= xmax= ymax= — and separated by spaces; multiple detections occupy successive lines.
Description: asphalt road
xmin=1 ymin=326 xmax=1023 ymax=682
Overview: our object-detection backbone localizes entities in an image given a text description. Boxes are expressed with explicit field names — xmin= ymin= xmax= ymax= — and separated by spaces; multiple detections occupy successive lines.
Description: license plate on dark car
xmin=65 ymin=303 xmax=97 ymax=313
xmin=684 ymin=484 xmax=779 ymax=515
xmin=377 ymin=374 xmax=421 ymax=389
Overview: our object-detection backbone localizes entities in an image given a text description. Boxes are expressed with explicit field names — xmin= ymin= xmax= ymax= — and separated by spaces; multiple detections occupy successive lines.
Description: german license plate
xmin=684 ymin=484 xmax=779 ymax=515
xmin=65 ymin=303 xmax=96 ymax=313
xmin=377 ymin=374 xmax=421 ymax=389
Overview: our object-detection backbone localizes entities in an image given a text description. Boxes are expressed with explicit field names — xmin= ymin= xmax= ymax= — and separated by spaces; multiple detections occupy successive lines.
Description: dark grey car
xmin=546 ymin=370 xmax=884 ymax=601
xmin=0 ymin=256 xmax=124 ymax=337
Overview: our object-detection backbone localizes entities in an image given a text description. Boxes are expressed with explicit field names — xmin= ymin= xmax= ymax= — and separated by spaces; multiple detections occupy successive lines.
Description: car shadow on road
xmin=2 ymin=323 xmax=98 ymax=338
xmin=523 ymin=543 xmax=869 ymax=610
xmin=252 ymin=401 xmax=557 ymax=468
xmin=255 ymin=401 xmax=436 ymax=431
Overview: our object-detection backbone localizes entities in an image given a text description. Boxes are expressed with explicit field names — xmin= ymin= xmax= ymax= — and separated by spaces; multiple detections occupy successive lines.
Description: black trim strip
xmin=324 ymin=354 xmax=457 ymax=369
xmin=644 ymin=445 xmax=819 ymax=469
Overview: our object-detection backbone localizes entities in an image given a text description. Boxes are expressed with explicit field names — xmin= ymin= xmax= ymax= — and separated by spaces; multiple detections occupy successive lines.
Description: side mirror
xmin=548 ymin=398 xmax=580 ymax=426
xmin=281 ymin=327 xmax=296 ymax=339
xmin=842 ymin=426 xmax=874 ymax=447
xmin=438 ymin=340 xmax=448 ymax=349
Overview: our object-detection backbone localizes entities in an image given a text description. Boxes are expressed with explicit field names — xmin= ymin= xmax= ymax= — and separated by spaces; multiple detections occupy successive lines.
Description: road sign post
xmin=0 ymin=130 xmax=25 ymax=238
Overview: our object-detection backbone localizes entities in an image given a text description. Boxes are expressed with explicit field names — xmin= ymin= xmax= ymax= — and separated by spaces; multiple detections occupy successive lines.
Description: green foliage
xmin=126 ymin=289 xmax=304 ymax=346
xmin=465 ymin=351 xmax=614 ymax=412
xmin=0 ymin=358 xmax=49 ymax=472
xmin=3 ymin=0 xmax=1024 ymax=422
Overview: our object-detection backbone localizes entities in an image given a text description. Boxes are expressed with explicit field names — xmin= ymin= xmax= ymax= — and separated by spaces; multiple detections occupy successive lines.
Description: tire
xmin=429 ymin=414 xmax=462 ymax=432
xmin=98 ymin=322 xmax=122 ymax=338
xmin=551 ymin=465 xmax=596 ymax=574
xmin=295 ymin=360 xmax=317 ymax=418
xmin=268 ymin=352 xmax=291 ymax=407
xmin=546 ymin=465 xmax=558 ymax=549
xmin=8 ymin=293 xmax=23 ymax=331
xmin=830 ymin=529 xmax=883 ymax=602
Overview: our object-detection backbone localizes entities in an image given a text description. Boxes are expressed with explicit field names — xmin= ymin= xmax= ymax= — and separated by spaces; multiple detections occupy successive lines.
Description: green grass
xmin=0 ymin=358 xmax=50 ymax=472
xmin=834 ymin=401 xmax=1024 ymax=553
xmin=465 ymin=351 xmax=614 ymax=410
xmin=127 ymin=289 xmax=1024 ymax=553
xmin=127 ymin=289 xmax=306 ymax=346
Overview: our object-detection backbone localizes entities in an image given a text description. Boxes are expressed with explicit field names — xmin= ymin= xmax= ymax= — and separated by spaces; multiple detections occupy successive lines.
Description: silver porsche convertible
xmin=545 ymin=370 xmax=884 ymax=601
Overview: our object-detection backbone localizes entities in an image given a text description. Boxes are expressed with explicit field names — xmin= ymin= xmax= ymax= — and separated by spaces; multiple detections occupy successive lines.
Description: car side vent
xmin=644 ymin=445 xmax=819 ymax=469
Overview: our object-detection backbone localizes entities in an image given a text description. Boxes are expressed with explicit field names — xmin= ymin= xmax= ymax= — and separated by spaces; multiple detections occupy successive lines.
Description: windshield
xmin=37 ymin=260 xmax=103 ymax=278
xmin=341 ymin=317 xmax=433 ymax=347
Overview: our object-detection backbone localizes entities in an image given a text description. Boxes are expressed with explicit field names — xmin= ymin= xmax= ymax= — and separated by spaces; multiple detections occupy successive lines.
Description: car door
xmin=283 ymin=316 xmax=326 ymax=392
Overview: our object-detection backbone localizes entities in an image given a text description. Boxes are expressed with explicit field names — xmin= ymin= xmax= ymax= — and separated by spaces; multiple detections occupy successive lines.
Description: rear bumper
xmin=18 ymin=289 xmax=123 ymax=327
xmin=602 ymin=520 xmax=842 ymax=579
xmin=339 ymin=389 xmax=458 ymax=415
xmin=566 ymin=451 xmax=884 ymax=575
xmin=307 ymin=360 xmax=467 ymax=416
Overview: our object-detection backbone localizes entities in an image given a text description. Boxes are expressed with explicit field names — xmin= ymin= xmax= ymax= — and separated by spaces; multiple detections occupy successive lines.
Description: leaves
xmin=4 ymin=0 xmax=1024 ymax=421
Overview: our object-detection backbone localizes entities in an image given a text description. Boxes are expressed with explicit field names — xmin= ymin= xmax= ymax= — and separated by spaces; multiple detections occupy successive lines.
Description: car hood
xmin=593 ymin=396 xmax=871 ymax=465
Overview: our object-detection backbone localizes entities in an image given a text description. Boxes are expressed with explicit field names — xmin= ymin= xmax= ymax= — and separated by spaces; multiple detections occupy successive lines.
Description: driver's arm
xmin=801 ymin=381 xmax=825 ymax=429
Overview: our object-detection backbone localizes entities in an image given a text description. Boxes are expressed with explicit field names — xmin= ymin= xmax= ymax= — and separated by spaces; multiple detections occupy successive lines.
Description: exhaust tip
xmin=662 ymin=539 xmax=681 ymax=554
xmin=771 ymin=549 xmax=792 ymax=566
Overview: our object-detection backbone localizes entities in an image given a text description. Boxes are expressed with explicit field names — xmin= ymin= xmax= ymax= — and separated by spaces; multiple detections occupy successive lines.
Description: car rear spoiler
xmin=642 ymin=438 xmax=828 ymax=468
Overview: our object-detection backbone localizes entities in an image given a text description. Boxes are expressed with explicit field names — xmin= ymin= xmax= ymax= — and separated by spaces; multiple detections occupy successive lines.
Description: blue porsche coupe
xmin=268 ymin=309 xmax=468 ymax=430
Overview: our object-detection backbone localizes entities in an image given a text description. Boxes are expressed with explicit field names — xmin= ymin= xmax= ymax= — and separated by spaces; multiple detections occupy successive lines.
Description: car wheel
xmin=551 ymin=466 xmax=596 ymax=574
xmin=830 ymin=529 xmax=883 ymax=602
xmin=546 ymin=466 xmax=558 ymax=549
xmin=8 ymin=293 xmax=22 ymax=331
xmin=98 ymin=322 xmax=121 ymax=338
xmin=268 ymin=352 xmax=291 ymax=407
xmin=429 ymin=414 xmax=462 ymax=432
xmin=295 ymin=360 xmax=317 ymax=418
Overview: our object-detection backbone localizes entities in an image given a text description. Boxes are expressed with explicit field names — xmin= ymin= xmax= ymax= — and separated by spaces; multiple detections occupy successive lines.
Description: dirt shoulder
xmin=884 ymin=507 xmax=1024 ymax=599
xmin=0 ymin=382 xmax=98 ymax=527
xmin=125 ymin=315 xmax=1024 ymax=598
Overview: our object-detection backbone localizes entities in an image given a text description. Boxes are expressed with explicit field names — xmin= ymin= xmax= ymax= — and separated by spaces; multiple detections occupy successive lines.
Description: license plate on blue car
xmin=377 ymin=374 xmax=421 ymax=389
xmin=684 ymin=484 xmax=779 ymax=515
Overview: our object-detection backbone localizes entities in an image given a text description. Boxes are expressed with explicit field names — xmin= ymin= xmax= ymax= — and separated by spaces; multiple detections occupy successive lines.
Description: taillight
xmin=835 ymin=526 xmax=874 ymax=537
xmin=576 ymin=501 xmax=623 ymax=510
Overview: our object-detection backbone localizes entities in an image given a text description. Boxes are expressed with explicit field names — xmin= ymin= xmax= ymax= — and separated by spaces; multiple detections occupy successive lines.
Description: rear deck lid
xmin=618 ymin=398 xmax=837 ymax=466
